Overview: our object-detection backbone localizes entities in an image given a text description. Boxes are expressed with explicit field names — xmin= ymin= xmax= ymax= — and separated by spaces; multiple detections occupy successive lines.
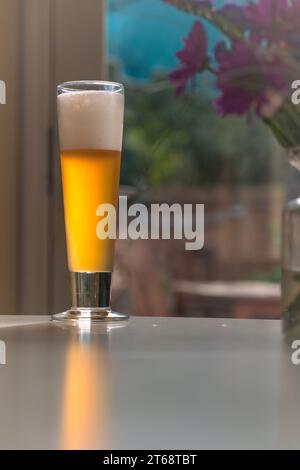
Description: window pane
xmin=107 ymin=0 xmax=298 ymax=319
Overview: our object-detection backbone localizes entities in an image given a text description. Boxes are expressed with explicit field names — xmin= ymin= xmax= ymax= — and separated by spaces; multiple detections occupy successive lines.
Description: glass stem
xmin=70 ymin=272 xmax=112 ymax=310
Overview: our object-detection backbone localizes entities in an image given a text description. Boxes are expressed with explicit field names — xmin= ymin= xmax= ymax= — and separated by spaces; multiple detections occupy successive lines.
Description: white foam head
xmin=58 ymin=90 xmax=124 ymax=151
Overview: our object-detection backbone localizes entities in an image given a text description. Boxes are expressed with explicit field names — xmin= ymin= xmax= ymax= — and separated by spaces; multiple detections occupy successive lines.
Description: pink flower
xmin=246 ymin=0 xmax=300 ymax=45
xmin=170 ymin=21 xmax=208 ymax=95
xmin=214 ymin=40 xmax=287 ymax=117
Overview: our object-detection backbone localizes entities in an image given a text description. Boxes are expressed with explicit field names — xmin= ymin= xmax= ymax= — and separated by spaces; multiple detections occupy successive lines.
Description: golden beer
xmin=61 ymin=149 xmax=121 ymax=272
xmin=53 ymin=81 xmax=128 ymax=322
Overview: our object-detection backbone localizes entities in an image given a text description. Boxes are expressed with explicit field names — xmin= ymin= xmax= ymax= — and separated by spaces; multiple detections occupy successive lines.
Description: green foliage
xmin=121 ymin=76 xmax=285 ymax=188
xmin=245 ymin=268 xmax=281 ymax=283
xmin=287 ymin=293 xmax=300 ymax=313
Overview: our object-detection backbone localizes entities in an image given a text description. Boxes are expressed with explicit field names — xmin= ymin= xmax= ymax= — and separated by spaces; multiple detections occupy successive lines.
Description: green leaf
xmin=288 ymin=293 xmax=300 ymax=313
xmin=293 ymin=273 xmax=300 ymax=283
xmin=264 ymin=98 xmax=300 ymax=150
xmin=264 ymin=118 xmax=292 ymax=149
xmin=164 ymin=0 xmax=245 ymax=40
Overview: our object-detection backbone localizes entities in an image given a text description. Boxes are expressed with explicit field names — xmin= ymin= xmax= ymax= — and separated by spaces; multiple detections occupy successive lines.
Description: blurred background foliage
xmin=107 ymin=0 xmax=289 ymax=317
xmin=107 ymin=0 xmax=286 ymax=190
xmin=117 ymin=74 xmax=286 ymax=188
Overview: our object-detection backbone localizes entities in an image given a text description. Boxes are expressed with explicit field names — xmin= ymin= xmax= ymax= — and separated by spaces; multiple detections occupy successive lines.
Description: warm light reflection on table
xmin=61 ymin=330 xmax=107 ymax=449
xmin=61 ymin=324 xmax=111 ymax=449
xmin=2 ymin=317 xmax=300 ymax=449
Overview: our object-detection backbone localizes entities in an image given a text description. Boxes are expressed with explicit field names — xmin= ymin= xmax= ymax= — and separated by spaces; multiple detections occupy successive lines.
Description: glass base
xmin=52 ymin=308 xmax=129 ymax=324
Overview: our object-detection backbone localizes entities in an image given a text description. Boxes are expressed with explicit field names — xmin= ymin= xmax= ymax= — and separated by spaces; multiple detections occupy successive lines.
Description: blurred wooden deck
xmin=111 ymin=184 xmax=283 ymax=319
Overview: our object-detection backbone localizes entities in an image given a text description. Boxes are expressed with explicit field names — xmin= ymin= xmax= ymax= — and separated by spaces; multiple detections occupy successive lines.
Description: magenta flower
xmin=170 ymin=21 xmax=208 ymax=95
xmin=214 ymin=40 xmax=286 ymax=116
xmin=166 ymin=0 xmax=300 ymax=149
xmin=246 ymin=0 xmax=300 ymax=44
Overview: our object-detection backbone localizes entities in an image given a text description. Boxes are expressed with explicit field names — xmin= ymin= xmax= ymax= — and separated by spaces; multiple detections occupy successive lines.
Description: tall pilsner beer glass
xmin=53 ymin=81 xmax=128 ymax=322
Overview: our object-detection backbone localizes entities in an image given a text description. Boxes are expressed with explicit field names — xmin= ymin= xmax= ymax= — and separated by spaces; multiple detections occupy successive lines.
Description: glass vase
xmin=282 ymin=198 xmax=300 ymax=332
xmin=282 ymin=148 xmax=300 ymax=334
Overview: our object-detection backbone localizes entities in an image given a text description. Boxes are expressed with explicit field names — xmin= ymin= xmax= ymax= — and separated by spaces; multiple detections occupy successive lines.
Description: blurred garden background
xmin=1 ymin=0 xmax=298 ymax=318
xmin=107 ymin=0 xmax=300 ymax=318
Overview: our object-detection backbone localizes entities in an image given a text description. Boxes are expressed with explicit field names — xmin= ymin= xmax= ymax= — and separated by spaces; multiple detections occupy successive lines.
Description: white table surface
xmin=0 ymin=315 xmax=298 ymax=450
